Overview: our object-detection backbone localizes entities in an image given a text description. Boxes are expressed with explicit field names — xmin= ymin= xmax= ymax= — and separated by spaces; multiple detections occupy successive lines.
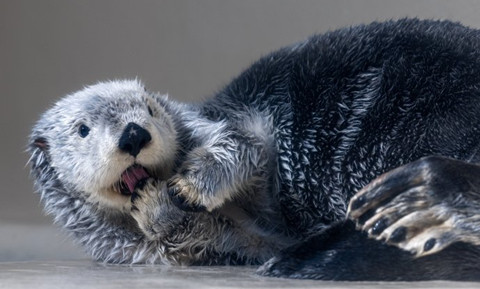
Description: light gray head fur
xmin=31 ymin=80 xmax=177 ymax=211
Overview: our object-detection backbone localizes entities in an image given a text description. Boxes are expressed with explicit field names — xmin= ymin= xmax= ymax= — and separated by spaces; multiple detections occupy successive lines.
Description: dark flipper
xmin=349 ymin=156 xmax=480 ymax=257
xmin=258 ymin=221 xmax=480 ymax=281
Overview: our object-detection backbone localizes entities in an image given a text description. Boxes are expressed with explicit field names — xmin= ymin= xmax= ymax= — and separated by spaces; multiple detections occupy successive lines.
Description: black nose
xmin=118 ymin=122 xmax=152 ymax=157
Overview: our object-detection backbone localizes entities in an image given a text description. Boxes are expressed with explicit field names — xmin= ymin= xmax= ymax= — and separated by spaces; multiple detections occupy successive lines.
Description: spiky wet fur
xmin=29 ymin=19 xmax=480 ymax=280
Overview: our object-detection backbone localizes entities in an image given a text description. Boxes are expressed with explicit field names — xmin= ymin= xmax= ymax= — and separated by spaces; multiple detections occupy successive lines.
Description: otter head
xmin=29 ymin=80 xmax=177 ymax=211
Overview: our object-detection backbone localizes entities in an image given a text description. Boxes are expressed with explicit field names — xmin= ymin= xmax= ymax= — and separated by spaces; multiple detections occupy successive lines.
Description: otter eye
xmin=78 ymin=124 xmax=90 ymax=138
xmin=147 ymin=106 xmax=153 ymax=117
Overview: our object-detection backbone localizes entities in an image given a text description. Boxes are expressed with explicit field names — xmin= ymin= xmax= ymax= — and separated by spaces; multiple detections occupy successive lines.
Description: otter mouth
xmin=116 ymin=165 xmax=150 ymax=196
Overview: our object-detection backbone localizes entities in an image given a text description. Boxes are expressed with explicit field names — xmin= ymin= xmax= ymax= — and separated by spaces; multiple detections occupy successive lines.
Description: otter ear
xmin=33 ymin=137 xmax=49 ymax=151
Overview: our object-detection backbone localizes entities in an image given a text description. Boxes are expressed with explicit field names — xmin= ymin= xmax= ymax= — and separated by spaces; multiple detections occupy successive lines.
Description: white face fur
xmin=34 ymin=80 xmax=177 ymax=211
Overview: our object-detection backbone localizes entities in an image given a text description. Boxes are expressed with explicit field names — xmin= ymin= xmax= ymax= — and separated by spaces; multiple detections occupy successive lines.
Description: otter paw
xmin=166 ymin=176 xmax=210 ymax=212
xmin=131 ymin=178 xmax=181 ymax=240
xmin=348 ymin=156 xmax=480 ymax=257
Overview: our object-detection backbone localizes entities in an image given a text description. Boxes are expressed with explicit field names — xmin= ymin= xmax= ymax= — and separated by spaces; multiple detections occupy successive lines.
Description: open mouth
xmin=115 ymin=165 xmax=150 ymax=196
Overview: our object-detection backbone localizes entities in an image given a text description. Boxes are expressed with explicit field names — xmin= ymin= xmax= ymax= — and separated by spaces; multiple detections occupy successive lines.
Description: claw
xmin=131 ymin=191 xmax=141 ymax=203
xmin=350 ymin=195 xmax=367 ymax=210
xmin=388 ymin=226 xmax=407 ymax=243
xmin=423 ymin=238 xmax=436 ymax=252
xmin=370 ymin=218 xmax=389 ymax=236
xmin=134 ymin=178 xmax=149 ymax=191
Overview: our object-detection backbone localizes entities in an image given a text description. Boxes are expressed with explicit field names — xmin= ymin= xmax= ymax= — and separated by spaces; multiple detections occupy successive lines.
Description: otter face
xmin=31 ymin=80 xmax=177 ymax=210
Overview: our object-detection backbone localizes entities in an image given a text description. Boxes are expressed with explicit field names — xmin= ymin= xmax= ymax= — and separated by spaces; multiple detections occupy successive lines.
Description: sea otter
xmin=29 ymin=19 xmax=480 ymax=280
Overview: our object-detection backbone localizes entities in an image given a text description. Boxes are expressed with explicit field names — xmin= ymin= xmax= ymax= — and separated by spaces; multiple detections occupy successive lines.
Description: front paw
xmin=167 ymin=176 xmax=207 ymax=212
xmin=167 ymin=173 xmax=227 ymax=212
xmin=348 ymin=156 xmax=480 ymax=257
xmin=131 ymin=178 xmax=185 ymax=240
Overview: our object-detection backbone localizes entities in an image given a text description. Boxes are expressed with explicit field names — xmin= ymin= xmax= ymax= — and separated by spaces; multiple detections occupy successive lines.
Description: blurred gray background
xmin=2 ymin=0 xmax=480 ymax=261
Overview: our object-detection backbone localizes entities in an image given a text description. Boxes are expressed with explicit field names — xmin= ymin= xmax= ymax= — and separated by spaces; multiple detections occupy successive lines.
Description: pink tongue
xmin=121 ymin=166 xmax=150 ymax=193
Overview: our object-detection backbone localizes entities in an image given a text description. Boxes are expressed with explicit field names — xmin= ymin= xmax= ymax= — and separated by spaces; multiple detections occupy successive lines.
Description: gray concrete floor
xmin=2 ymin=260 xmax=480 ymax=289
xmin=1 ymin=224 xmax=480 ymax=288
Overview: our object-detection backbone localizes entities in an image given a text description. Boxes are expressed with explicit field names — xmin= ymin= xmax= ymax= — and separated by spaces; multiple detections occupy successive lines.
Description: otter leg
xmin=257 ymin=221 xmax=480 ymax=281
xmin=168 ymin=127 xmax=272 ymax=212
xmin=348 ymin=156 xmax=480 ymax=257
